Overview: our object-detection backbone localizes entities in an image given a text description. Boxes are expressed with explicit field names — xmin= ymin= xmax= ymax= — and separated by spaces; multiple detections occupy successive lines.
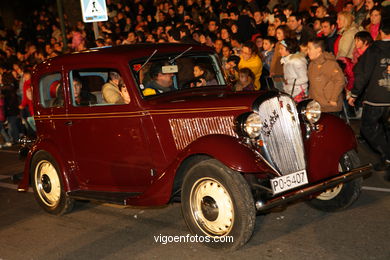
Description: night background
xmin=0 ymin=0 xmax=82 ymax=28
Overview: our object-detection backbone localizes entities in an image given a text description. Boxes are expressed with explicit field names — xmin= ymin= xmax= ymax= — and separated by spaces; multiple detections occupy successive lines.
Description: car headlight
xmin=301 ymin=100 xmax=321 ymax=124
xmin=234 ymin=112 xmax=262 ymax=138
xmin=243 ymin=113 xmax=262 ymax=138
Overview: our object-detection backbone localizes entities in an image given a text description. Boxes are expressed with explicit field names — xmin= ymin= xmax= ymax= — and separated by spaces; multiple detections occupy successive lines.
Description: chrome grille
xmin=257 ymin=95 xmax=306 ymax=175
xmin=169 ymin=116 xmax=237 ymax=150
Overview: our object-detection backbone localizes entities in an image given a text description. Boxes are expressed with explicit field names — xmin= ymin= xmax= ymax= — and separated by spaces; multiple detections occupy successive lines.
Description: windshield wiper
xmin=168 ymin=46 xmax=192 ymax=64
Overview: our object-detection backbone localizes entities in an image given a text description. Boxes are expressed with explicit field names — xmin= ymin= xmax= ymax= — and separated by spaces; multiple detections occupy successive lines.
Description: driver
xmin=143 ymin=62 xmax=174 ymax=96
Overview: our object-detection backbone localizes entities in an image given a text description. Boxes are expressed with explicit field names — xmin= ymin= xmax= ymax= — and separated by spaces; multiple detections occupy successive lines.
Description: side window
xmin=39 ymin=73 xmax=63 ymax=108
xmin=69 ymin=69 xmax=130 ymax=106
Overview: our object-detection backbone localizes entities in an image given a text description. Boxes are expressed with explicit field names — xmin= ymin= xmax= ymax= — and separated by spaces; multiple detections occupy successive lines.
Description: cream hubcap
xmin=35 ymin=160 xmax=61 ymax=207
xmin=316 ymin=163 xmax=344 ymax=200
xmin=190 ymin=177 xmax=234 ymax=236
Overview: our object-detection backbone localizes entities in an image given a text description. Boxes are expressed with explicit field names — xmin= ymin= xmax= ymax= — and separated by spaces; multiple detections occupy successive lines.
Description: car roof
xmin=35 ymin=43 xmax=214 ymax=70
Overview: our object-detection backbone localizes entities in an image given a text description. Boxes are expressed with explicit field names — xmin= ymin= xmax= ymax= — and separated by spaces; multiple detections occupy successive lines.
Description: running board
xmin=68 ymin=190 xmax=141 ymax=205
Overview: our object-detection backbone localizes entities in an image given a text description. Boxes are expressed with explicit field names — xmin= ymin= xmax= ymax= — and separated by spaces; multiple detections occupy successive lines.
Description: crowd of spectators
xmin=0 ymin=0 xmax=390 ymax=148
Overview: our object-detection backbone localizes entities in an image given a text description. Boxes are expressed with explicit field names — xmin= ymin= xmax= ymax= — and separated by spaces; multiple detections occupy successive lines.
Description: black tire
xmin=31 ymin=151 xmax=74 ymax=215
xmin=307 ymin=150 xmax=363 ymax=212
xmin=181 ymin=159 xmax=256 ymax=250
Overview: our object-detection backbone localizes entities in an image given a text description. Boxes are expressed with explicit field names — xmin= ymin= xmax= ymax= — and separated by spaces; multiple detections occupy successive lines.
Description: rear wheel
xmin=181 ymin=159 xmax=255 ymax=250
xmin=31 ymin=151 xmax=74 ymax=215
xmin=307 ymin=150 xmax=363 ymax=212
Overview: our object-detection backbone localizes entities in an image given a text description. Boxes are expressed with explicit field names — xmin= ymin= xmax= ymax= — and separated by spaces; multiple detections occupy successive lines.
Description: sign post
xmin=80 ymin=0 xmax=108 ymax=40
xmin=56 ymin=0 xmax=68 ymax=51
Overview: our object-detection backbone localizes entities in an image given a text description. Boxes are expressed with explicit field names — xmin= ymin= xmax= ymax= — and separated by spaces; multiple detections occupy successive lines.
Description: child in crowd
xmin=233 ymin=68 xmax=255 ymax=91
xmin=221 ymin=45 xmax=232 ymax=69
xmin=260 ymin=36 xmax=276 ymax=89
xmin=279 ymin=38 xmax=308 ymax=102
xmin=224 ymin=55 xmax=240 ymax=85
xmin=254 ymin=35 xmax=264 ymax=56
xmin=261 ymin=36 xmax=276 ymax=73
xmin=267 ymin=24 xmax=276 ymax=37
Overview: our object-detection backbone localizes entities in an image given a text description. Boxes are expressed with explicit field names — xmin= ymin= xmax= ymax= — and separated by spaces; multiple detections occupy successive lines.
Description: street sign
xmin=80 ymin=0 xmax=108 ymax=23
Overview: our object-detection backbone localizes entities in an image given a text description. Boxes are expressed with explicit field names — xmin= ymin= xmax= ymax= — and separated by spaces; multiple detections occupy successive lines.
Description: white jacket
xmin=281 ymin=53 xmax=308 ymax=98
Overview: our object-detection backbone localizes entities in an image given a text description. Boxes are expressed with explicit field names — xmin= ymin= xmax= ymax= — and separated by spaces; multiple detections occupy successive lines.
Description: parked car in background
xmin=18 ymin=44 xmax=371 ymax=250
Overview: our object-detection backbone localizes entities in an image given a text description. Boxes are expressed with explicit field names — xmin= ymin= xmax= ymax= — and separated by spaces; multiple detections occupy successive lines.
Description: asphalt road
xmin=0 ymin=122 xmax=389 ymax=260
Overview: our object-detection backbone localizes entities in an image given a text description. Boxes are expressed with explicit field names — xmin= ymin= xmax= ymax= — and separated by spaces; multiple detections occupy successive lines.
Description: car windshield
xmin=130 ymin=53 xmax=226 ymax=98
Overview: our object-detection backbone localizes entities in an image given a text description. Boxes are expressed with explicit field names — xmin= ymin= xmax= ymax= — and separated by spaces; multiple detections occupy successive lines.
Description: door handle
xmin=65 ymin=121 xmax=73 ymax=126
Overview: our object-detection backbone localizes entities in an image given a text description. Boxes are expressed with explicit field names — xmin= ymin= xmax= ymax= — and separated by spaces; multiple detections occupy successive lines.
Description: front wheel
xmin=31 ymin=151 xmax=74 ymax=215
xmin=307 ymin=150 xmax=363 ymax=212
xmin=181 ymin=159 xmax=256 ymax=250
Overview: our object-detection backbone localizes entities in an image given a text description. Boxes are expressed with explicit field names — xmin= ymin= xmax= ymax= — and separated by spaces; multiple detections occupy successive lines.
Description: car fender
xmin=180 ymin=134 xmax=274 ymax=173
xmin=305 ymin=114 xmax=357 ymax=182
xmin=126 ymin=134 xmax=275 ymax=206
xmin=18 ymin=138 xmax=77 ymax=192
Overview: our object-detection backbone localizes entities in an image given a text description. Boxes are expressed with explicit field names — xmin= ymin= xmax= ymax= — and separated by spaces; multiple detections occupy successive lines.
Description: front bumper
xmin=255 ymin=164 xmax=372 ymax=212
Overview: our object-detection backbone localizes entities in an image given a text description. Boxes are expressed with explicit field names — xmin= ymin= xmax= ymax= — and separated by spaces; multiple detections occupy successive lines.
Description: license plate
xmin=271 ymin=170 xmax=308 ymax=194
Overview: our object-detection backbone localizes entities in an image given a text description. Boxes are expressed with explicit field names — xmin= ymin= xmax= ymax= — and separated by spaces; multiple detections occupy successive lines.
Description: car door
xmin=65 ymin=66 xmax=153 ymax=192
xmin=36 ymin=71 xmax=75 ymax=176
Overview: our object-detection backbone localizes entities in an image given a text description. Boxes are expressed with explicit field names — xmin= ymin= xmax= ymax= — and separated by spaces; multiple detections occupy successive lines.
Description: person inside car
xmin=119 ymin=81 xmax=130 ymax=104
xmin=102 ymin=71 xmax=125 ymax=104
xmin=72 ymin=77 xmax=97 ymax=106
xmin=190 ymin=64 xmax=218 ymax=87
xmin=143 ymin=62 xmax=174 ymax=96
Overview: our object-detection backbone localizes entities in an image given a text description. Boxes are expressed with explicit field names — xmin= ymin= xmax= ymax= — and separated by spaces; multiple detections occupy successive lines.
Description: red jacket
xmin=340 ymin=47 xmax=367 ymax=91
xmin=0 ymin=97 xmax=5 ymax=121
xmin=20 ymin=79 xmax=34 ymax=116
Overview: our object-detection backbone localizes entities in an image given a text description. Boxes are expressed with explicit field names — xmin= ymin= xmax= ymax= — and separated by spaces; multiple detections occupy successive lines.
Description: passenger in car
xmin=119 ymin=81 xmax=130 ymax=104
xmin=73 ymin=77 xmax=97 ymax=106
xmin=102 ymin=71 xmax=125 ymax=104
xmin=50 ymin=82 xmax=64 ymax=107
xmin=190 ymin=64 xmax=218 ymax=87
xmin=143 ymin=62 xmax=174 ymax=96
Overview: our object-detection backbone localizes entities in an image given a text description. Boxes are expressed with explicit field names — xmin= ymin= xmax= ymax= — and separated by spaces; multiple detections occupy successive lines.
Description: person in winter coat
xmin=341 ymin=31 xmax=374 ymax=93
xmin=0 ymin=79 xmax=12 ymax=148
xmin=348 ymin=18 xmax=390 ymax=175
xmin=238 ymin=41 xmax=263 ymax=90
xmin=1 ymin=73 xmax=20 ymax=144
xmin=18 ymin=69 xmax=36 ymax=132
xmin=365 ymin=6 xmax=382 ymax=40
xmin=335 ymin=11 xmax=359 ymax=59
xmin=18 ymin=70 xmax=34 ymax=117
xmin=279 ymin=38 xmax=308 ymax=102
xmin=233 ymin=68 xmax=255 ymax=91
xmin=270 ymin=25 xmax=292 ymax=90
xmin=307 ymin=38 xmax=345 ymax=113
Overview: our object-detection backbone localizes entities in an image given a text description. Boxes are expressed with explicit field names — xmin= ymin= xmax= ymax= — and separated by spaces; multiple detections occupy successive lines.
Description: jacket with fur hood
xmin=336 ymin=24 xmax=359 ymax=59
xmin=308 ymin=52 xmax=345 ymax=112
xmin=281 ymin=52 xmax=308 ymax=98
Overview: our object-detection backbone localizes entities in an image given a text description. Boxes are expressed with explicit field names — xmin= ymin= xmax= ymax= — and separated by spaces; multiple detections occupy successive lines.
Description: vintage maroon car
xmin=18 ymin=43 xmax=371 ymax=249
